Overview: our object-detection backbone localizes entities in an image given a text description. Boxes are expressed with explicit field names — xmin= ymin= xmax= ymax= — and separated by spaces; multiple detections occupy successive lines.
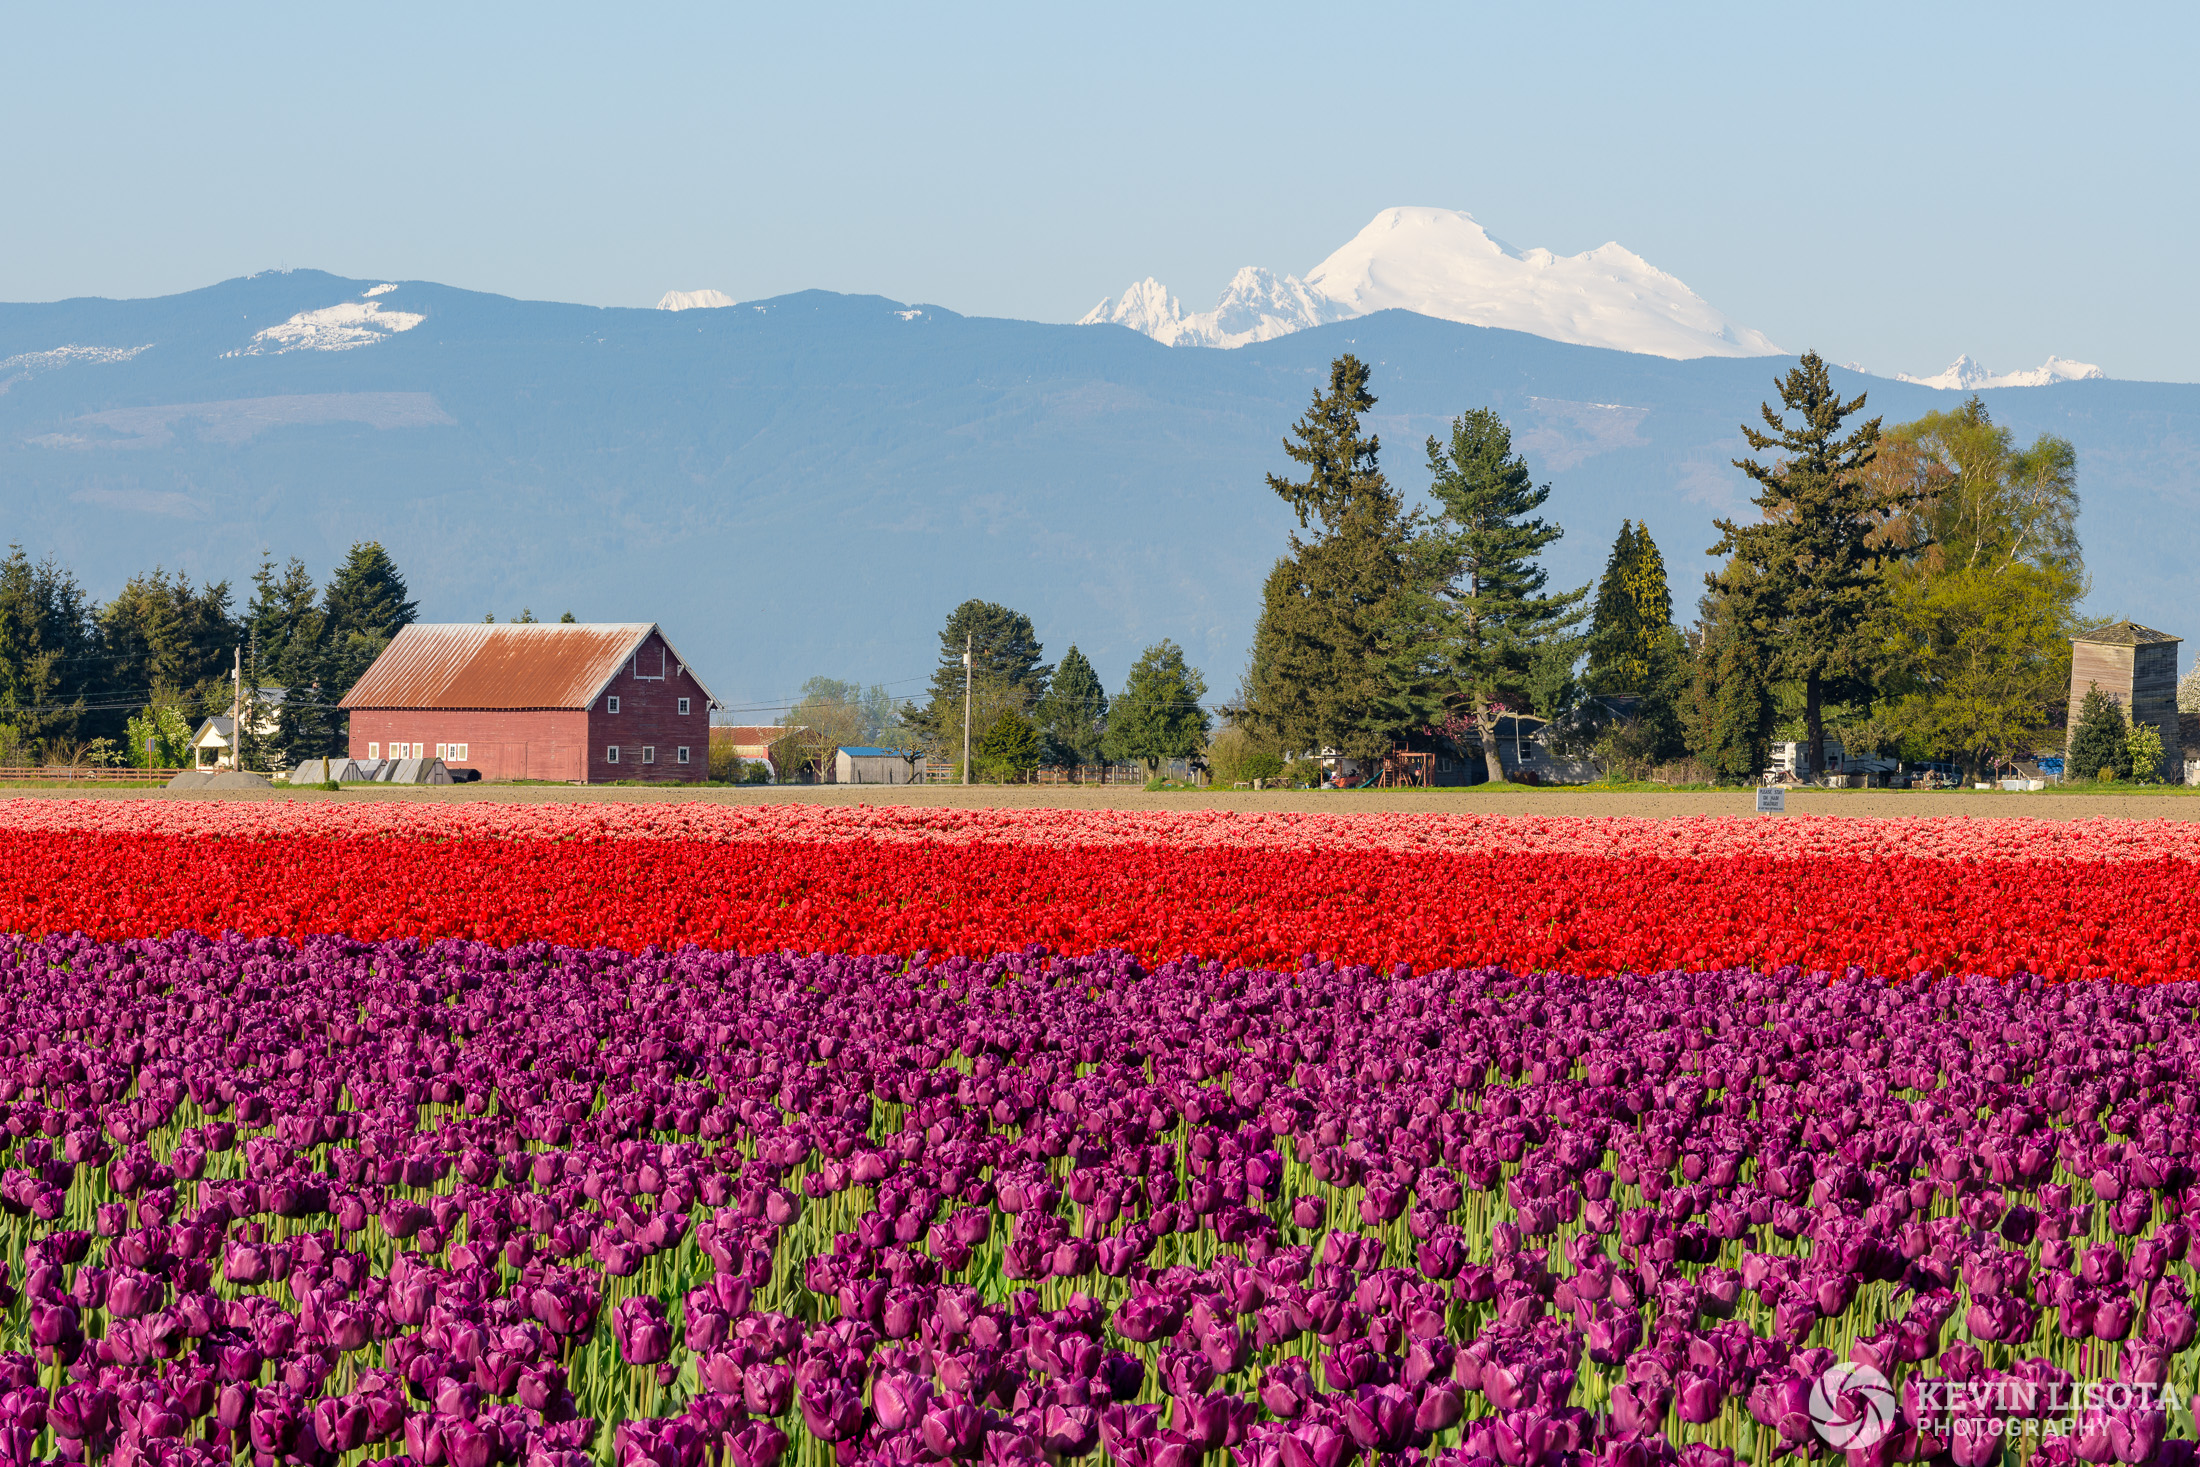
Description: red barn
xmin=341 ymin=623 xmax=719 ymax=783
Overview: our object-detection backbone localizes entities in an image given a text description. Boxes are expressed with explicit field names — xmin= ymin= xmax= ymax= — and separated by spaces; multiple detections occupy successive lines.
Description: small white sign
xmin=1755 ymin=786 xmax=1786 ymax=814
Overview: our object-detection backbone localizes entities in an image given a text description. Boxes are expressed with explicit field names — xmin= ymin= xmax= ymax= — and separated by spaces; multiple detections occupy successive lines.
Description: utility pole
xmin=230 ymin=645 xmax=242 ymax=771
xmin=960 ymin=632 xmax=973 ymax=785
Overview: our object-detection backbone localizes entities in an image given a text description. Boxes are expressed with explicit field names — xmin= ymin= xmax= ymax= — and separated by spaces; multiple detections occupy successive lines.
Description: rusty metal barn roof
xmin=340 ymin=623 xmax=718 ymax=710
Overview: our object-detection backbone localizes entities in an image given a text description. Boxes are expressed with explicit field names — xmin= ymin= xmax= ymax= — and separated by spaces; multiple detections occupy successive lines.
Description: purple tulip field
xmin=1 ymin=806 xmax=2199 ymax=1467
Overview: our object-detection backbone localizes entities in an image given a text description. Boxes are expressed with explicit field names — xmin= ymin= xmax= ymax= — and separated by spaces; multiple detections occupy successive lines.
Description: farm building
xmin=187 ymin=690 xmax=285 ymax=770
xmin=711 ymin=726 xmax=793 ymax=761
xmin=2068 ymin=622 xmax=2181 ymax=782
xmin=340 ymin=623 xmax=717 ymax=784
xmin=834 ymin=746 xmax=917 ymax=784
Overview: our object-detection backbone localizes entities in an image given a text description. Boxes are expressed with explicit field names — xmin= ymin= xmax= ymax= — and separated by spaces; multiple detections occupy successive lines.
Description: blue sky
xmin=6 ymin=2 xmax=2194 ymax=381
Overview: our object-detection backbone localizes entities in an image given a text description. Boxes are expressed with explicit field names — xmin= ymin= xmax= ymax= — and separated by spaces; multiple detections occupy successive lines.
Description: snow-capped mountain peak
xmin=1895 ymin=354 xmax=2105 ymax=390
xmin=1081 ymin=206 xmax=1780 ymax=360
xmin=1080 ymin=269 xmax=1352 ymax=349
xmin=658 ymin=289 xmax=737 ymax=312
xmin=1079 ymin=278 xmax=1187 ymax=341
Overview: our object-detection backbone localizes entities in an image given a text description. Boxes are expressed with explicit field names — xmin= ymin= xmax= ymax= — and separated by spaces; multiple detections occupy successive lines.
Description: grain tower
xmin=2067 ymin=622 xmax=2181 ymax=780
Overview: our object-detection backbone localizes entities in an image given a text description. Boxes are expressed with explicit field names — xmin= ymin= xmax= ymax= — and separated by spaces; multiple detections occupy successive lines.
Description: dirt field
xmin=9 ymin=783 xmax=2200 ymax=820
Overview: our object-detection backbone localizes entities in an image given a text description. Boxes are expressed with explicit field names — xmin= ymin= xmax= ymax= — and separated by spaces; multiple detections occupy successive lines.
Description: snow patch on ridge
xmin=1082 ymin=207 xmax=1780 ymax=360
xmin=0 ymin=343 xmax=152 ymax=374
xmin=229 ymin=300 xmax=426 ymax=356
xmin=1896 ymin=354 xmax=2105 ymax=390
xmin=658 ymin=289 xmax=737 ymax=311
xmin=0 ymin=343 xmax=153 ymax=395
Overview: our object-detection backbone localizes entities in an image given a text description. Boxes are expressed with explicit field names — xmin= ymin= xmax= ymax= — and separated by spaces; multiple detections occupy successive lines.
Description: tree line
xmin=0 ymin=542 xmax=420 ymax=769
xmin=773 ymin=602 xmax=1213 ymax=784
xmin=1233 ymin=350 xmax=2094 ymax=786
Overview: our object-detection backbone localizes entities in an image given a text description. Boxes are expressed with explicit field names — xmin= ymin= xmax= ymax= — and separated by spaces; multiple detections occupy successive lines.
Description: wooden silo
xmin=2067 ymin=622 xmax=2182 ymax=779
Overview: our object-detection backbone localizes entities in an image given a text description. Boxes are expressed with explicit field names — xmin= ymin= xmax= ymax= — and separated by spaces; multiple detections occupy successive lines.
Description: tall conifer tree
xmin=1586 ymin=520 xmax=1676 ymax=694
xmin=321 ymin=541 xmax=418 ymax=701
xmin=1711 ymin=352 xmax=1916 ymax=779
xmin=1244 ymin=355 xmax=1436 ymax=763
xmin=1035 ymin=645 xmax=1108 ymax=770
xmin=1424 ymin=408 xmax=1585 ymax=783
xmin=905 ymin=600 xmax=1051 ymax=752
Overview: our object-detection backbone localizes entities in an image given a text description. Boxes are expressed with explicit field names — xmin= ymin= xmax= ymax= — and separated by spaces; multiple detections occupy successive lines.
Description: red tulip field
xmin=2 ymin=800 xmax=2198 ymax=1467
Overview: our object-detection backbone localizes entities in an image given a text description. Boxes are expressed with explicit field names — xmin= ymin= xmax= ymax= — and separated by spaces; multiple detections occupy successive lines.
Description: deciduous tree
xmin=1876 ymin=399 xmax=2085 ymax=782
xmin=1105 ymin=640 xmax=1210 ymax=778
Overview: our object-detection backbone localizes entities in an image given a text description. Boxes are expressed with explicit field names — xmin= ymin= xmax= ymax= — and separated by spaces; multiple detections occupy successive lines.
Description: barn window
xmin=452 ymin=744 xmax=468 ymax=761
xmin=678 ymin=697 xmax=691 ymax=716
xmin=642 ymin=746 xmax=657 ymax=764
xmin=677 ymin=746 xmax=691 ymax=765
xmin=606 ymin=746 xmax=620 ymax=764
xmin=607 ymin=696 xmax=620 ymax=714
xmin=368 ymin=742 xmax=380 ymax=759
xmin=435 ymin=744 xmax=448 ymax=760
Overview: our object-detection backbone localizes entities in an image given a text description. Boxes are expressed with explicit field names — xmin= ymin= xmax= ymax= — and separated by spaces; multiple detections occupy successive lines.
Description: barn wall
xmin=584 ymin=630 xmax=712 ymax=782
xmin=2067 ymin=642 xmax=2135 ymax=737
xmin=349 ymin=709 xmax=589 ymax=782
xmin=2134 ymin=643 xmax=2180 ymax=725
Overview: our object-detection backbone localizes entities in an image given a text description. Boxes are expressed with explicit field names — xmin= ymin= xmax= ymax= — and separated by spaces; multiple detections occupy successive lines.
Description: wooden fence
xmin=0 ymin=767 xmax=187 ymax=784
xmin=917 ymin=760 xmax=1195 ymax=786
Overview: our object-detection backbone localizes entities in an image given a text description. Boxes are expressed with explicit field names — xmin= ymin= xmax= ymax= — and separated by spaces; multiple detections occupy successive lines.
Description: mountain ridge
xmin=4 ymin=270 xmax=2194 ymax=705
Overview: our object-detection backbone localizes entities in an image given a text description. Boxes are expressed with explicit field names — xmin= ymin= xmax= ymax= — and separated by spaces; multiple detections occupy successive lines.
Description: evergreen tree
xmin=976 ymin=710 xmax=1041 ymax=782
xmin=1586 ymin=520 xmax=1677 ymax=694
xmin=247 ymin=554 xmax=331 ymax=765
xmin=1105 ymin=640 xmax=1211 ymax=777
xmin=0 ymin=548 xmax=80 ymax=758
xmin=1712 ymin=352 xmax=1917 ymax=780
xmin=1684 ymin=589 xmax=1774 ymax=781
xmin=2068 ymin=685 xmax=2129 ymax=781
xmin=1035 ymin=645 xmax=1108 ymax=771
xmin=322 ymin=541 xmax=418 ymax=640
xmin=1243 ymin=355 xmax=1435 ymax=763
xmin=97 ymin=569 xmax=237 ymax=717
xmin=1425 ymin=408 xmax=1586 ymax=783
xmin=1582 ymin=520 xmax=1690 ymax=764
xmin=320 ymin=541 xmax=418 ymax=701
xmin=247 ymin=555 xmax=321 ymax=677
xmin=907 ymin=600 xmax=1051 ymax=750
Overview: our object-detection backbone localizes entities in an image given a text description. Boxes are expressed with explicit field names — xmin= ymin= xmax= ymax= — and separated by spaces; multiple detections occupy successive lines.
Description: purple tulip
xmin=873 ymin=1371 xmax=932 ymax=1432
xmin=1278 ymin=1421 xmax=1351 ymax=1467
xmin=921 ymin=1401 xmax=987 ymax=1459
xmin=743 ymin=1362 xmax=793 ymax=1417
